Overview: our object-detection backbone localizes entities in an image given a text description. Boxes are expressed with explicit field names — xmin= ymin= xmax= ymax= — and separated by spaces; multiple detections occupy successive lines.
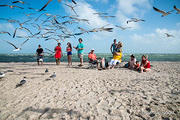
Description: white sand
xmin=0 ymin=62 xmax=179 ymax=120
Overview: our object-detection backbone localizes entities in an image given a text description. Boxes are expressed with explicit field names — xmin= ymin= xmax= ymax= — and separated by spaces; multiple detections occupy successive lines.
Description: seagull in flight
xmin=174 ymin=5 xmax=180 ymax=14
xmin=39 ymin=0 xmax=53 ymax=11
xmin=0 ymin=5 xmax=24 ymax=9
xmin=0 ymin=31 xmax=11 ymax=36
xmin=153 ymin=7 xmax=174 ymax=17
xmin=4 ymin=39 xmax=30 ymax=51
xmin=165 ymin=33 xmax=174 ymax=38
xmin=127 ymin=18 xmax=145 ymax=24
xmin=115 ymin=25 xmax=131 ymax=30
xmin=64 ymin=3 xmax=78 ymax=16
xmin=12 ymin=1 xmax=25 ymax=4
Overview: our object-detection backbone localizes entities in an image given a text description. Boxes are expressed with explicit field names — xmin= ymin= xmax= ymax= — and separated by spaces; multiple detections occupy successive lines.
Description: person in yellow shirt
xmin=109 ymin=42 xmax=123 ymax=68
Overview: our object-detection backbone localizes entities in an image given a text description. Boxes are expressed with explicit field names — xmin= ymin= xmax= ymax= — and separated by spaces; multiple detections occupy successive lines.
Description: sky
xmin=0 ymin=0 xmax=180 ymax=54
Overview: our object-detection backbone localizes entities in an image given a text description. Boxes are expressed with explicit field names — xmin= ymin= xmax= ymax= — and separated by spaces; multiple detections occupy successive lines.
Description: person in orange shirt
xmin=88 ymin=48 xmax=97 ymax=64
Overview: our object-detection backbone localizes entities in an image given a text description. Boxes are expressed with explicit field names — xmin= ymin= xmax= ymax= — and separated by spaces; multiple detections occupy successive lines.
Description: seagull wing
xmin=45 ymin=48 xmax=54 ymax=53
xmin=13 ymin=5 xmax=24 ymax=9
xmin=20 ymin=38 xmax=29 ymax=46
xmin=21 ymin=27 xmax=33 ymax=35
xmin=153 ymin=7 xmax=166 ymax=14
xmin=72 ymin=0 xmax=77 ymax=4
xmin=0 ymin=5 xmax=9 ymax=7
xmin=13 ymin=28 xmax=18 ymax=38
xmin=174 ymin=5 xmax=180 ymax=12
xmin=39 ymin=0 xmax=53 ymax=11
xmin=12 ymin=1 xmax=24 ymax=4
xmin=5 ymin=41 xmax=18 ymax=49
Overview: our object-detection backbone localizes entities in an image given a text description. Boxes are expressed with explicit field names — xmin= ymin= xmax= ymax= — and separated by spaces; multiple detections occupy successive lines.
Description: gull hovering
xmin=165 ymin=33 xmax=174 ymax=38
xmin=153 ymin=7 xmax=174 ymax=17
xmin=39 ymin=0 xmax=53 ymax=11
xmin=174 ymin=5 xmax=180 ymax=14
xmin=115 ymin=25 xmax=131 ymax=30
xmin=0 ymin=31 xmax=11 ymax=36
xmin=64 ymin=3 xmax=78 ymax=16
xmin=0 ymin=5 xmax=24 ymax=9
xmin=127 ymin=18 xmax=145 ymax=24
xmin=4 ymin=39 xmax=30 ymax=51
xmin=12 ymin=1 xmax=25 ymax=4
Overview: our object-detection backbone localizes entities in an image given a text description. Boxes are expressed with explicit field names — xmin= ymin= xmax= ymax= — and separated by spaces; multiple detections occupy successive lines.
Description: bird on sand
xmin=173 ymin=5 xmax=180 ymax=14
xmin=45 ymin=68 xmax=49 ymax=73
xmin=50 ymin=72 xmax=56 ymax=80
xmin=153 ymin=6 xmax=174 ymax=17
xmin=0 ymin=72 xmax=5 ymax=79
xmin=16 ymin=77 xmax=26 ymax=88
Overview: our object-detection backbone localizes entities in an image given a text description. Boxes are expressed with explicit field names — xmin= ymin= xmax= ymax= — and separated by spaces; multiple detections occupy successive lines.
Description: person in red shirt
xmin=54 ymin=43 xmax=62 ymax=65
xmin=140 ymin=55 xmax=151 ymax=73
xmin=88 ymin=48 xmax=97 ymax=64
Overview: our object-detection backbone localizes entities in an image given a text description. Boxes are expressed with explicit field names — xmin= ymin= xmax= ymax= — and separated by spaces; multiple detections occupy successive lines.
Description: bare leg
xmin=70 ymin=55 xmax=72 ymax=65
xmin=80 ymin=57 xmax=83 ymax=65
xmin=144 ymin=68 xmax=151 ymax=72
xmin=140 ymin=66 xmax=144 ymax=73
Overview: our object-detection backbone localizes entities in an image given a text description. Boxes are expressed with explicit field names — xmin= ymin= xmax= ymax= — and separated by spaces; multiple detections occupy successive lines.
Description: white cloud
xmin=130 ymin=28 xmax=180 ymax=53
xmin=63 ymin=1 xmax=110 ymax=28
xmin=115 ymin=0 xmax=151 ymax=29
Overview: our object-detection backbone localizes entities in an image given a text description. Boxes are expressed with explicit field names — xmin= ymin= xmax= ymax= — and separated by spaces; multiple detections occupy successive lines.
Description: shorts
xmin=37 ymin=56 xmax=43 ymax=62
xmin=109 ymin=59 xmax=120 ymax=66
xmin=78 ymin=54 xmax=83 ymax=58
xmin=67 ymin=52 xmax=72 ymax=56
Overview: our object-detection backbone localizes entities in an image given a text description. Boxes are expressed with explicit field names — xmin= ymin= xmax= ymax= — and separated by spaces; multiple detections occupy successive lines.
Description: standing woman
xmin=66 ymin=42 xmax=72 ymax=66
xmin=54 ymin=43 xmax=62 ymax=65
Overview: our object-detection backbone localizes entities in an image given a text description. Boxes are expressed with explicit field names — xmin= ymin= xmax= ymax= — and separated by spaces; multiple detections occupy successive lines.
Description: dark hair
xmin=38 ymin=45 xmax=41 ymax=47
xmin=68 ymin=42 xmax=72 ymax=49
xmin=131 ymin=54 xmax=135 ymax=58
xmin=114 ymin=39 xmax=116 ymax=41
xmin=78 ymin=38 xmax=82 ymax=41
xmin=136 ymin=61 xmax=139 ymax=63
xmin=58 ymin=43 xmax=61 ymax=45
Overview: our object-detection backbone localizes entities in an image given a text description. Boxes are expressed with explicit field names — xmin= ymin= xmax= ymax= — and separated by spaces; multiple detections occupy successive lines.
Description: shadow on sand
xmin=17 ymin=107 xmax=90 ymax=119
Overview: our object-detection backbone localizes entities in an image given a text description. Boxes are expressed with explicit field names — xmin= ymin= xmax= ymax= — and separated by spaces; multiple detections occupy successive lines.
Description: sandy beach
xmin=0 ymin=62 xmax=179 ymax=120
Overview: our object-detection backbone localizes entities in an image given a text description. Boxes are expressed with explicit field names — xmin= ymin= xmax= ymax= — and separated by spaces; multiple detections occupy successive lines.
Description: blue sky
xmin=0 ymin=0 xmax=180 ymax=54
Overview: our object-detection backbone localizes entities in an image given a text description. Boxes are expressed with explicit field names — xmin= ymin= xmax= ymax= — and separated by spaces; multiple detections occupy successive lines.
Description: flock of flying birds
xmin=0 ymin=0 xmax=179 ymax=52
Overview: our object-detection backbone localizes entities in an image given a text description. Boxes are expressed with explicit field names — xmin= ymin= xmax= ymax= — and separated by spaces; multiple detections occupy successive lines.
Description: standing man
xmin=110 ymin=39 xmax=117 ymax=55
xmin=73 ymin=38 xmax=84 ymax=66
xmin=36 ymin=44 xmax=44 ymax=65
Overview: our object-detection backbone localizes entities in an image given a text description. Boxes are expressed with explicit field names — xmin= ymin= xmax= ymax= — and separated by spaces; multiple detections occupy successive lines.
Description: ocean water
xmin=0 ymin=53 xmax=180 ymax=62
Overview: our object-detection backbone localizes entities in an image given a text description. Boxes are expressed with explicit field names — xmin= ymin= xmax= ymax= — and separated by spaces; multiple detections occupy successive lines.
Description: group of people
xmin=126 ymin=54 xmax=151 ymax=73
xmin=36 ymin=38 xmax=151 ymax=73
xmin=36 ymin=38 xmax=84 ymax=66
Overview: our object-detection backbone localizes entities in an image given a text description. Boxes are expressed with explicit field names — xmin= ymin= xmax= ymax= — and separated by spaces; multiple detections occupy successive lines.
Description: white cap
xmin=91 ymin=48 xmax=95 ymax=51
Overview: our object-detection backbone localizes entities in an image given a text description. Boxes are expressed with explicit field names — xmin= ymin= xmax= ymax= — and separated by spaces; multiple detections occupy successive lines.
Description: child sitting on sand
xmin=128 ymin=54 xmax=136 ymax=69
xmin=135 ymin=61 xmax=140 ymax=70
xmin=140 ymin=55 xmax=151 ymax=73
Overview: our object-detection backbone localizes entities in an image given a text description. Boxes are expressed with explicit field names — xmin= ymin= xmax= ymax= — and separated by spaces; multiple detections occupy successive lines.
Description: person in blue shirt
xmin=73 ymin=38 xmax=84 ymax=66
xmin=110 ymin=39 xmax=117 ymax=55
